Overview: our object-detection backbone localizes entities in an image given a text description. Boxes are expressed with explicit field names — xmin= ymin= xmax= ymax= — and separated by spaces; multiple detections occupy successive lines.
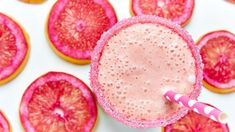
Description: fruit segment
xmin=197 ymin=30 xmax=235 ymax=93
xmin=0 ymin=111 xmax=11 ymax=132
xmin=0 ymin=13 xmax=30 ymax=85
xmin=163 ymin=110 xmax=230 ymax=132
xmin=131 ymin=0 xmax=195 ymax=26
xmin=227 ymin=0 xmax=235 ymax=3
xmin=47 ymin=0 xmax=117 ymax=64
xmin=19 ymin=72 xmax=97 ymax=132
xmin=90 ymin=16 xmax=202 ymax=128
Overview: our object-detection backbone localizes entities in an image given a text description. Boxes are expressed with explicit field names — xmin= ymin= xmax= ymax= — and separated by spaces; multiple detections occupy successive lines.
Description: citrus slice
xmin=197 ymin=30 xmax=235 ymax=94
xmin=130 ymin=0 xmax=195 ymax=26
xmin=90 ymin=16 xmax=202 ymax=128
xmin=19 ymin=0 xmax=46 ymax=4
xmin=0 ymin=13 xmax=30 ymax=85
xmin=0 ymin=111 xmax=11 ymax=132
xmin=163 ymin=110 xmax=229 ymax=132
xmin=227 ymin=0 xmax=235 ymax=3
xmin=19 ymin=72 xmax=97 ymax=132
xmin=46 ymin=0 xmax=118 ymax=64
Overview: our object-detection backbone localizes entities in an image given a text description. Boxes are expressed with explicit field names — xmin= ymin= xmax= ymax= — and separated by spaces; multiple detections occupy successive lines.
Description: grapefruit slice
xmin=19 ymin=0 xmax=46 ymax=4
xmin=19 ymin=72 xmax=97 ymax=132
xmin=227 ymin=0 xmax=235 ymax=3
xmin=0 ymin=111 xmax=11 ymax=132
xmin=197 ymin=30 xmax=235 ymax=94
xmin=46 ymin=0 xmax=118 ymax=64
xmin=90 ymin=16 xmax=202 ymax=128
xmin=0 ymin=13 xmax=30 ymax=85
xmin=163 ymin=110 xmax=229 ymax=132
xmin=130 ymin=0 xmax=195 ymax=26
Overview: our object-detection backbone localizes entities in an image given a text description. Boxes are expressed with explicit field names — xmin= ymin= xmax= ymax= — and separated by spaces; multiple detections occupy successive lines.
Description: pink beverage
xmin=90 ymin=16 xmax=202 ymax=128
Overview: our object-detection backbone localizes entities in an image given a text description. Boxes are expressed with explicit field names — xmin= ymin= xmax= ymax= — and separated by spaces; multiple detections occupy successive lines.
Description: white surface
xmin=0 ymin=0 xmax=234 ymax=131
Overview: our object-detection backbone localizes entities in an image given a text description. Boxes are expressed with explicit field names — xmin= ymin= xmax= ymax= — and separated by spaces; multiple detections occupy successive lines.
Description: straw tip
xmin=162 ymin=90 xmax=168 ymax=95
xmin=219 ymin=112 xmax=228 ymax=124
xmin=162 ymin=88 xmax=174 ymax=95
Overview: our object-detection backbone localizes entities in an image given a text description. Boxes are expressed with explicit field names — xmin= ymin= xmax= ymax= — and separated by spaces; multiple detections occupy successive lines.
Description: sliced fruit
xmin=130 ymin=0 xmax=195 ymax=26
xmin=19 ymin=72 xmax=97 ymax=132
xmin=197 ymin=30 xmax=235 ymax=94
xmin=0 ymin=111 xmax=11 ymax=132
xmin=46 ymin=0 xmax=118 ymax=64
xmin=0 ymin=13 xmax=30 ymax=85
xmin=90 ymin=16 xmax=202 ymax=128
xmin=227 ymin=0 xmax=235 ymax=3
xmin=19 ymin=0 xmax=46 ymax=4
xmin=163 ymin=110 xmax=229 ymax=132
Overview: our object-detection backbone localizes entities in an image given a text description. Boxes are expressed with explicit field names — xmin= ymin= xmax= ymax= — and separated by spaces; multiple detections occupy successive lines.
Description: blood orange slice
xmin=90 ymin=16 xmax=202 ymax=128
xmin=197 ymin=30 xmax=235 ymax=94
xmin=0 ymin=111 xmax=11 ymax=132
xmin=19 ymin=0 xmax=46 ymax=4
xmin=47 ymin=0 xmax=117 ymax=64
xmin=19 ymin=72 xmax=97 ymax=132
xmin=163 ymin=110 xmax=229 ymax=132
xmin=0 ymin=13 xmax=30 ymax=85
xmin=227 ymin=0 xmax=235 ymax=3
xmin=130 ymin=0 xmax=195 ymax=26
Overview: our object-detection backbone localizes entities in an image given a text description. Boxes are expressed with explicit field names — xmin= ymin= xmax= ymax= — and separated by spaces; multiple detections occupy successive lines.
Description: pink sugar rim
xmin=197 ymin=30 xmax=235 ymax=89
xmin=131 ymin=0 xmax=195 ymax=26
xmin=0 ymin=111 xmax=10 ymax=132
xmin=19 ymin=72 xmax=97 ymax=132
xmin=0 ymin=13 xmax=28 ymax=80
xmin=47 ymin=0 xmax=117 ymax=60
xmin=90 ymin=15 xmax=203 ymax=128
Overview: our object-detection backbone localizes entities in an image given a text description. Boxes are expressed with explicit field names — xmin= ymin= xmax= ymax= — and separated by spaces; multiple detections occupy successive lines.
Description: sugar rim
xmin=90 ymin=15 xmax=203 ymax=128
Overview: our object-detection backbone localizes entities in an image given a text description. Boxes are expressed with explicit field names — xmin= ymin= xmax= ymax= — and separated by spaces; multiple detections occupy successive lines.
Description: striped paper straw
xmin=164 ymin=90 xmax=228 ymax=123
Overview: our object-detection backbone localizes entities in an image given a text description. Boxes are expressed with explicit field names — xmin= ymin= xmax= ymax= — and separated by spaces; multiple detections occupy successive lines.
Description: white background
xmin=0 ymin=0 xmax=234 ymax=131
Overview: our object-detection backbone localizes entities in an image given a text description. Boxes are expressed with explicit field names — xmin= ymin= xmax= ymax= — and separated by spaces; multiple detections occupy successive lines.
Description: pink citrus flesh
xmin=90 ymin=16 xmax=202 ymax=128
xmin=0 ymin=13 xmax=29 ymax=85
xmin=227 ymin=0 xmax=235 ymax=3
xmin=0 ymin=111 xmax=11 ymax=132
xmin=131 ymin=0 xmax=195 ymax=26
xmin=163 ymin=110 xmax=229 ymax=132
xmin=197 ymin=30 xmax=235 ymax=93
xmin=19 ymin=72 xmax=97 ymax=132
xmin=47 ymin=0 xmax=117 ymax=64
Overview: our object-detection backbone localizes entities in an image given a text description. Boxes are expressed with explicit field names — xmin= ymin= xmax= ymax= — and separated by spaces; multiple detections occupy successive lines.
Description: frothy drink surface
xmin=98 ymin=23 xmax=196 ymax=121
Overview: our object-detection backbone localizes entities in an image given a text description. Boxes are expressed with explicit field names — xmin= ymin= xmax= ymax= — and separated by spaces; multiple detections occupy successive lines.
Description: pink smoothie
xmin=91 ymin=16 xmax=202 ymax=128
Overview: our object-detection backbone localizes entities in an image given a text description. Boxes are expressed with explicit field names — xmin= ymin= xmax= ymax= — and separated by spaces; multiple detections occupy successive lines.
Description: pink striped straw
xmin=164 ymin=90 xmax=228 ymax=123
